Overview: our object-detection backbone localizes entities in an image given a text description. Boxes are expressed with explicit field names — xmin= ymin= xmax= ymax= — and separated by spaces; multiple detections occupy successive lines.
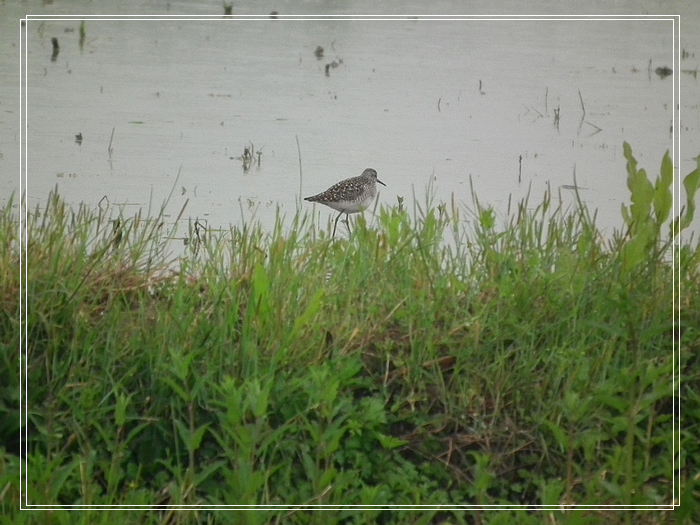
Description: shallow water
xmin=1 ymin=1 xmax=698 ymax=241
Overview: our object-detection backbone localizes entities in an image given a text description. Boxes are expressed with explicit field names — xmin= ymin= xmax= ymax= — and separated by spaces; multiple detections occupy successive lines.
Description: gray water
xmin=2 ymin=1 xmax=699 ymax=241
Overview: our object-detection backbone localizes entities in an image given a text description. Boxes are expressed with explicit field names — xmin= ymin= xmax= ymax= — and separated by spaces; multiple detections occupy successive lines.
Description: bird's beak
xmin=377 ymin=179 xmax=386 ymax=187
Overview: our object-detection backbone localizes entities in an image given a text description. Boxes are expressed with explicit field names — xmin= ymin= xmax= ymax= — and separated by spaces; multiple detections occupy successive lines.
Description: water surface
xmin=1 ymin=1 xmax=698 ymax=240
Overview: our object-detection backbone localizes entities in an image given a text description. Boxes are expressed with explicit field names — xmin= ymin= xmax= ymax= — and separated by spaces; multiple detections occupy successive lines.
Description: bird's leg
xmin=332 ymin=210 xmax=343 ymax=237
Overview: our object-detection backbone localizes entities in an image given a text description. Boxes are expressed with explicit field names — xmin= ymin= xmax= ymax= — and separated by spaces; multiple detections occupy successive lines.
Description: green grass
xmin=2 ymin=143 xmax=699 ymax=524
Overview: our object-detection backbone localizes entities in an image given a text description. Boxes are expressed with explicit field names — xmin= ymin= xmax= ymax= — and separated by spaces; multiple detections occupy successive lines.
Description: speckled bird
xmin=304 ymin=168 xmax=385 ymax=237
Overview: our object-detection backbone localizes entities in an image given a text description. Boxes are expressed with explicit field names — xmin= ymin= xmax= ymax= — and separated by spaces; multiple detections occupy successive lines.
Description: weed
xmin=3 ymin=145 xmax=699 ymax=523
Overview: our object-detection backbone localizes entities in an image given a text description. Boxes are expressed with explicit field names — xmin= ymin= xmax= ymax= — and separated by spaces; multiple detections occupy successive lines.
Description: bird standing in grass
xmin=304 ymin=168 xmax=385 ymax=237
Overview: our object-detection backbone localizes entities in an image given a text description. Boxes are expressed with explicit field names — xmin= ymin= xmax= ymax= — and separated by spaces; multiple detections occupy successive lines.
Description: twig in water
xmin=585 ymin=121 xmax=602 ymax=134
xmin=79 ymin=20 xmax=86 ymax=49
xmin=518 ymin=155 xmax=522 ymax=184
xmin=296 ymin=135 xmax=303 ymax=206
xmin=108 ymin=127 xmax=115 ymax=157
xmin=51 ymin=37 xmax=59 ymax=61
xmin=577 ymin=90 xmax=586 ymax=135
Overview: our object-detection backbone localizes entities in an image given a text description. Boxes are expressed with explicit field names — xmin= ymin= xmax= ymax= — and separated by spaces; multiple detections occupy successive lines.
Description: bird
xmin=304 ymin=168 xmax=385 ymax=237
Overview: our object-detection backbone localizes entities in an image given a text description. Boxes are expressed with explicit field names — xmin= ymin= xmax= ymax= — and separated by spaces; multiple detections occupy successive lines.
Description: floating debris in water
xmin=324 ymin=59 xmax=342 ymax=77
xmin=51 ymin=37 xmax=59 ymax=61
xmin=655 ymin=66 xmax=672 ymax=79
xmin=231 ymin=142 xmax=263 ymax=173
xmin=79 ymin=20 xmax=86 ymax=49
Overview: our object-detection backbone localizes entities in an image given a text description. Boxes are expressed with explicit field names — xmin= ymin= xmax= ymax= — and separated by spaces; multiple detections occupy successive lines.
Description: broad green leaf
xmin=174 ymin=420 xmax=208 ymax=453
xmin=124 ymin=421 xmax=150 ymax=446
xmin=251 ymin=263 xmax=271 ymax=317
xmin=479 ymin=207 xmax=496 ymax=230
xmin=600 ymin=479 xmax=623 ymax=498
xmin=115 ymin=392 xmax=131 ymax=427
xmin=540 ymin=478 xmax=566 ymax=507
xmin=159 ymin=375 xmax=190 ymax=403
xmin=49 ymin=458 xmax=81 ymax=501
xmin=623 ymin=141 xmax=636 ymax=179
xmin=174 ymin=419 xmax=191 ymax=447
xmin=376 ymin=432 xmax=408 ymax=450
xmin=541 ymin=419 xmax=569 ymax=450
xmin=291 ymin=289 xmax=325 ymax=338
xmin=621 ymin=203 xmax=632 ymax=227
xmin=246 ymin=378 xmax=271 ymax=419
xmin=620 ymin=226 xmax=653 ymax=271
xmin=679 ymin=157 xmax=700 ymax=231
xmin=623 ymin=143 xmax=654 ymax=232
xmin=194 ymin=460 xmax=226 ymax=487
xmin=189 ymin=423 xmax=209 ymax=452
xmin=653 ymin=150 xmax=673 ymax=225
xmin=629 ymin=168 xmax=654 ymax=226
xmin=318 ymin=467 xmax=338 ymax=489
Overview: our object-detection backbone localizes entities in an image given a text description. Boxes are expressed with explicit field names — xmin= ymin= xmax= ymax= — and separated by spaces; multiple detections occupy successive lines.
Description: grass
xmin=1 ymin=143 xmax=699 ymax=524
